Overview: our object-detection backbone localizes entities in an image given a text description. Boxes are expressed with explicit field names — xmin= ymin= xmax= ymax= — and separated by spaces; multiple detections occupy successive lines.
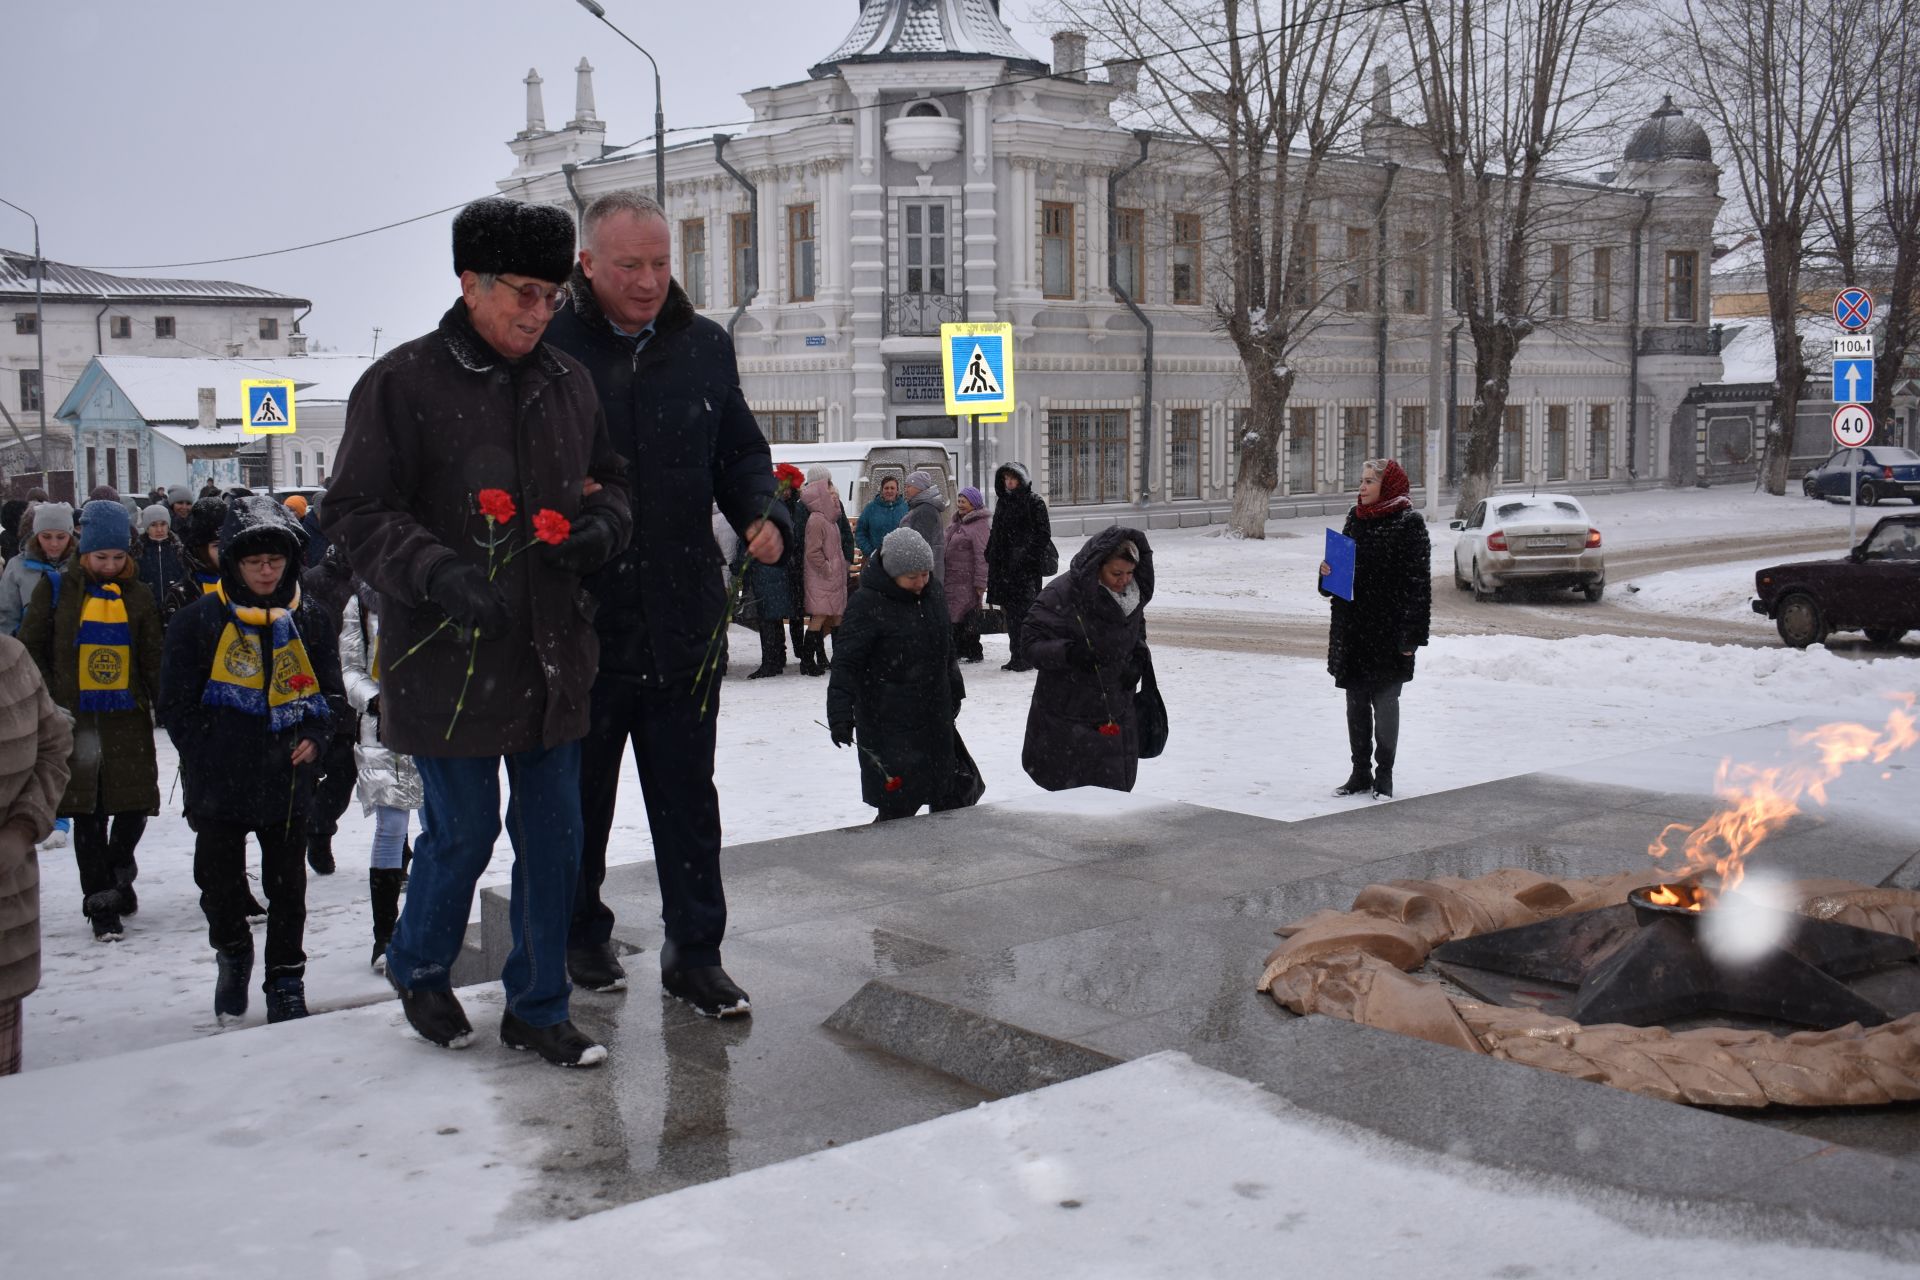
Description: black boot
xmin=265 ymin=974 xmax=310 ymax=1023
xmin=1372 ymin=764 xmax=1395 ymax=800
xmin=369 ymin=867 xmax=405 ymax=972
xmin=389 ymin=974 xmax=473 ymax=1049
xmin=307 ymin=833 xmax=335 ymax=876
xmin=400 ymin=837 xmax=412 ymax=886
xmin=215 ymin=940 xmax=254 ymax=1025
xmin=804 ymin=632 xmax=827 ymax=676
xmin=1334 ymin=768 xmax=1373 ymax=796
xmin=113 ymin=855 xmax=139 ymax=916
xmin=747 ymin=620 xmax=786 ymax=678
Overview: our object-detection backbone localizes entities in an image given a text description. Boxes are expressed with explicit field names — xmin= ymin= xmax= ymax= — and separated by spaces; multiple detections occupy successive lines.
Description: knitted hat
xmin=218 ymin=494 xmax=307 ymax=563
xmin=452 ymin=196 xmax=575 ymax=285
xmin=806 ymin=465 xmax=832 ymax=484
xmin=283 ymin=494 xmax=309 ymax=517
xmin=166 ymin=484 xmax=192 ymax=505
xmin=880 ymin=526 xmax=934 ymax=577
xmin=29 ymin=501 xmax=74 ymax=536
xmin=183 ymin=497 xmax=228 ymax=550
xmin=89 ymin=485 xmax=119 ymax=502
xmin=903 ymin=470 xmax=933 ymax=493
xmin=141 ymin=504 xmax=172 ymax=528
xmin=78 ymin=499 xmax=132 ymax=556
xmin=958 ymin=486 xmax=984 ymax=510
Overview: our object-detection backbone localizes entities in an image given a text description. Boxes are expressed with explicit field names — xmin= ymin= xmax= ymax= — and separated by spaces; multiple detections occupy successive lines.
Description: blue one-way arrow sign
xmin=1833 ymin=357 xmax=1874 ymax=405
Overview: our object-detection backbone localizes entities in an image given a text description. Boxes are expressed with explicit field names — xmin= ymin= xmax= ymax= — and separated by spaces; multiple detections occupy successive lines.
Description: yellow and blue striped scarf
xmin=77 ymin=581 xmax=137 ymax=713
xmin=202 ymin=583 xmax=328 ymax=731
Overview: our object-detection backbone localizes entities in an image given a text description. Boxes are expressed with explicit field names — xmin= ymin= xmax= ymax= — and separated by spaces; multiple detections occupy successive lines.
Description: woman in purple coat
xmin=943 ymin=486 xmax=990 ymax=663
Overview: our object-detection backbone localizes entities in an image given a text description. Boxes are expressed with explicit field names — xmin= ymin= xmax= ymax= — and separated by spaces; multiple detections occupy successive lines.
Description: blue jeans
xmin=385 ymin=740 xmax=583 ymax=1028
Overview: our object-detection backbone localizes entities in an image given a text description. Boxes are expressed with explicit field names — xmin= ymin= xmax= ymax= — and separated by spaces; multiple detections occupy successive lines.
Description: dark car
xmin=1801 ymin=446 xmax=1920 ymax=505
xmin=1752 ymin=513 xmax=1920 ymax=648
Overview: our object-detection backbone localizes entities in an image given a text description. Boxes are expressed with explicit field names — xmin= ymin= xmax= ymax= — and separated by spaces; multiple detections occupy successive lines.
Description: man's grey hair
xmin=583 ymin=190 xmax=668 ymax=249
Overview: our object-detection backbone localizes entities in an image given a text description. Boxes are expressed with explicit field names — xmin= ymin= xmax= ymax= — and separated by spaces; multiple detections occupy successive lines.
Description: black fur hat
xmin=452 ymin=197 xmax=575 ymax=285
xmin=217 ymin=494 xmax=308 ymax=564
xmin=183 ymin=497 xmax=228 ymax=551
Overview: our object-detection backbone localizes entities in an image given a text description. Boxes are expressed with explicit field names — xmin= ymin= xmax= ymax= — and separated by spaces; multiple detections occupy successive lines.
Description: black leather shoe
xmin=568 ymin=943 xmax=629 ymax=992
xmin=389 ymin=977 xmax=472 ymax=1049
xmin=500 ymin=1012 xmax=607 ymax=1067
xmin=662 ymin=965 xmax=752 ymax=1018
xmin=307 ymin=836 xmax=336 ymax=876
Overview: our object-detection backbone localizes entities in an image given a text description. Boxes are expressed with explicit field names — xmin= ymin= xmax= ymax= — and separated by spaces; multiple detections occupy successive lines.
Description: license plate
xmin=1527 ymin=537 xmax=1569 ymax=549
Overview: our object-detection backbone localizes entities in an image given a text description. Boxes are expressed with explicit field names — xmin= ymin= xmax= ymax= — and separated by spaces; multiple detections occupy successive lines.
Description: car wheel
xmin=1865 ymin=627 xmax=1908 ymax=647
xmin=1859 ymin=481 xmax=1880 ymax=506
xmin=1583 ymin=581 xmax=1605 ymax=603
xmin=1774 ymin=593 xmax=1827 ymax=649
xmin=1471 ymin=560 xmax=1495 ymax=603
xmin=1803 ymin=477 xmax=1818 ymax=498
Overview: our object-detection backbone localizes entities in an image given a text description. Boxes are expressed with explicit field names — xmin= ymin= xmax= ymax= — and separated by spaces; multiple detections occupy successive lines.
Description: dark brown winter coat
xmin=0 ymin=636 xmax=73 ymax=1005
xmin=1020 ymin=526 xmax=1153 ymax=793
xmin=19 ymin=561 xmax=163 ymax=816
xmin=322 ymin=301 xmax=632 ymax=757
xmin=1324 ymin=508 xmax=1431 ymax=689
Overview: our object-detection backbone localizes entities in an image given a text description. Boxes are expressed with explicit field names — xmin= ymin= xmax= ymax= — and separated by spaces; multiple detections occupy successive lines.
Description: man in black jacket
xmin=542 ymin=189 xmax=786 ymax=1018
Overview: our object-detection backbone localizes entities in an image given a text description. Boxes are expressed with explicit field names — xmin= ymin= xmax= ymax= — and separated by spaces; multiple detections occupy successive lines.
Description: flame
xmin=1643 ymin=883 xmax=1705 ymax=912
xmin=1649 ymin=694 xmax=1917 ymax=902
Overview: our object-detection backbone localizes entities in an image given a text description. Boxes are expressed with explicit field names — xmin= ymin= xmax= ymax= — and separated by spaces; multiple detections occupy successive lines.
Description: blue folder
xmin=1323 ymin=529 xmax=1356 ymax=601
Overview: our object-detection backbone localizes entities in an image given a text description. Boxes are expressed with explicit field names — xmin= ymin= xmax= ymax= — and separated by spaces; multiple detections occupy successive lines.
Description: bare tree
xmin=1865 ymin=8 xmax=1920 ymax=446
xmin=1399 ymin=0 xmax=1633 ymax=516
xmin=1670 ymin=0 xmax=1896 ymax=494
xmin=1046 ymin=0 xmax=1384 ymax=537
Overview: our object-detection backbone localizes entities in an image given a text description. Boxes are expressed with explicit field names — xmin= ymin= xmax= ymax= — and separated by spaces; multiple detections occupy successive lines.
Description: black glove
xmin=427 ymin=560 xmax=510 ymax=640
xmin=830 ymin=722 xmax=855 ymax=748
xmin=1065 ymin=639 xmax=1099 ymax=672
xmin=538 ymin=508 xmax=622 ymax=577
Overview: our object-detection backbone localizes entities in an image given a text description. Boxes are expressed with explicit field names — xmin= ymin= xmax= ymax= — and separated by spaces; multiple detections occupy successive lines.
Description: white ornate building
xmin=500 ymin=0 xmax=1723 ymax=530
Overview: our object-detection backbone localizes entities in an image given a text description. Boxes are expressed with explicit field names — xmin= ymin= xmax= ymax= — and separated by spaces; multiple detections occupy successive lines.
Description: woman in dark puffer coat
xmin=825 ymin=527 xmax=964 ymax=821
xmin=1021 ymin=526 xmax=1153 ymax=793
xmin=1319 ymin=458 xmax=1430 ymax=800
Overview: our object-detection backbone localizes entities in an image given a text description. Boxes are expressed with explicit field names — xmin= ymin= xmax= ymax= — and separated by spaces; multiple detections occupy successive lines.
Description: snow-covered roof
xmin=0 ymin=249 xmax=308 ymax=307
xmin=811 ymin=0 xmax=1046 ymax=77
xmin=150 ymin=424 xmax=254 ymax=448
xmin=1711 ymin=320 xmax=1776 ymax=384
xmin=58 ymin=355 xmax=374 ymax=424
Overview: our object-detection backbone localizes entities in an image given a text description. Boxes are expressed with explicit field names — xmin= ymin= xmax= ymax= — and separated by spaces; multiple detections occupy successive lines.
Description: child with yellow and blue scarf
xmin=158 ymin=496 xmax=344 ymax=1027
xmin=20 ymin=500 xmax=164 ymax=944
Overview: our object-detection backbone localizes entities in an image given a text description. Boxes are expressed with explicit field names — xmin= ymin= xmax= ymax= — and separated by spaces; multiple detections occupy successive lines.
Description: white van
xmin=768 ymin=441 xmax=962 ymax=526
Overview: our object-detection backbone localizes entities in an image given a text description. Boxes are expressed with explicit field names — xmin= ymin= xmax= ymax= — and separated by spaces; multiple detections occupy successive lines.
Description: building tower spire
xmin=522 ymin=68 xmax=546 ymax=135
xmin=571 ymin=58 xmax=600 ymax=129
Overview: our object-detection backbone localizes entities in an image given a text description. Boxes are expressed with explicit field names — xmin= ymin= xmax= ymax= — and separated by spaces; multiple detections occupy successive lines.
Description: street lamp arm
xmin=573 ymin=0 xmax=666 ymax=204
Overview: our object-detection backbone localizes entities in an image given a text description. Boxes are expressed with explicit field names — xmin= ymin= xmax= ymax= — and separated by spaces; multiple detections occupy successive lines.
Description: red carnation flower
xmin=288 ymin=674 xmax=317 ymax=692
xmin=885 ymin=776 xmax=904 ymax=792
xmin=1098 ymin=721 xmax=1121 ymax=737
xmin=533 ymin=509 xmax=571 ymax=545
xmin=773 ymin=462 xmax=806 ymax=494
xmin=477 ymin=489 xmax=517 ymax=524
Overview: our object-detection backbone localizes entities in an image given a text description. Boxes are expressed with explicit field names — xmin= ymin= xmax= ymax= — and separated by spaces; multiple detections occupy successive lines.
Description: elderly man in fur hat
xmin=325 ymin=196 xmax=632 ymax=1068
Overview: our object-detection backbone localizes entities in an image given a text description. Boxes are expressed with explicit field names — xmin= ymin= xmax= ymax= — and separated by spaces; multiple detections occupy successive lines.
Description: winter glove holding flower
xmin=538 ymin=507 xmax=622 ymax=577
xmin=829 ymin=721 xmax=856 ymax=748
xmin=1064 ymin=638 xmax=1099 ymax=672
xmin=427 ymin=560 xmax=511 ymax=640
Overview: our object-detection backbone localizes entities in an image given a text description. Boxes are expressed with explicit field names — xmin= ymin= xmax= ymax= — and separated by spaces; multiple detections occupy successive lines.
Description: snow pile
xmin=1611 ymin=556 xmax=1784 ymax=625
xmin=1418 ymin=633 xmax=1908 ymax=701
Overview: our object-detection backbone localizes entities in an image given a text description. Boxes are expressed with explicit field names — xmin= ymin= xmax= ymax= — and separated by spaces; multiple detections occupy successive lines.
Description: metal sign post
xmin=1830 ymin=291 xmax=1875 ymax=549
xmin=1832 ymin=404 xmax=1874 ymax=545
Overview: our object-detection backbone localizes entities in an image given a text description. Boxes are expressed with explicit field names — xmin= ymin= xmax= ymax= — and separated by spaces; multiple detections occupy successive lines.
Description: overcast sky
xmin=7 ymin=0 xmax=1053 ymax=357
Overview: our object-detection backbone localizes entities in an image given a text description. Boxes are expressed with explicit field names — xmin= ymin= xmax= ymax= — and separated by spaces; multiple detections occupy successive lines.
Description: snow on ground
xmin=1611 ymin=555 xmax=1783 ymax=626
xmin=24 ymin=625 xmax=1918 ymax=1071
xmin=1060 ymin=484 xmax=1871 ymax=618
xmin=411 ymin=1053 xmax=1917 ymax=1280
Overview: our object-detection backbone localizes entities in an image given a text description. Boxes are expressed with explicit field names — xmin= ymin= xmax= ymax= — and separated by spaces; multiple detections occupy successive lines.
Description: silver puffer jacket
xmin=340 ymin=593 xmax=423 ymax=813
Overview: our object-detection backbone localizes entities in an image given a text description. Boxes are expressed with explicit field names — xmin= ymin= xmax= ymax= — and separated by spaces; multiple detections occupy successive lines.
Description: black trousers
xmin=1344 ymin=682 xmax=1404 ymax=772
xmin=306 ymin=732 xmax=358 ymax=841
xmin=194 ymin=820 xmax=307 ymax=980
xmin=999 ymin=585 xmax=1037 ymax=664
xmin=574 ymin=672 xmax=726 ymax=967
xmin=72 ymin=810 xmax=147 ymax=915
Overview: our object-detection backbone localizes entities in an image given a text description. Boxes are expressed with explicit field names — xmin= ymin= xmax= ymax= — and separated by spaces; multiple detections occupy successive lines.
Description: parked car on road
xmin=1752 ymin=512 xmax=1920 ymax=648
xmin=1450 ymin=493 xmax=1606 ymax=602
xmin=1801 ymin=446 xmax=1920 ymax=505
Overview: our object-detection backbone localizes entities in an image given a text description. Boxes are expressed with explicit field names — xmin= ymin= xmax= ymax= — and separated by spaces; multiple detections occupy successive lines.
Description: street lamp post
xmin=575 ymin=0 xmax=666 ymax=205
xmin=0 ymin=196 xmax=50 ymax=481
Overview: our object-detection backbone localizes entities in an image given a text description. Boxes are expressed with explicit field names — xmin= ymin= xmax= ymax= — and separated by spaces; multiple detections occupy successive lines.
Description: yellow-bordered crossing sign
xmin=242 ymin=379 xmax=297 ymax=435
xmin=940 ymin=322 xmax=1014 ymax=418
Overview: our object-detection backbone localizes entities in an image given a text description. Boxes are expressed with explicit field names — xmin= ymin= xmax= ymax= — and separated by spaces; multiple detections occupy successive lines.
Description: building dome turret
xmin=1625 ymin=96 xmax=1712 ymax=165
xmin=811 ymin=0 xmax=1047 ymax=78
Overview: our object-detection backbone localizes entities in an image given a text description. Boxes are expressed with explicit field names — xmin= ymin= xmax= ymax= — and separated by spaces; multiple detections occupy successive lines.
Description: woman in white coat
xmin=338 ymin=583 xmax=424 ymax=971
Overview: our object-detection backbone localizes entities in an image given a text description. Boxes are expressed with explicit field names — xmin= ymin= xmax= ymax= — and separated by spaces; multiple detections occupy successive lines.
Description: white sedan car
xmin=1450 ymin=493 xmax=1606 ymax=602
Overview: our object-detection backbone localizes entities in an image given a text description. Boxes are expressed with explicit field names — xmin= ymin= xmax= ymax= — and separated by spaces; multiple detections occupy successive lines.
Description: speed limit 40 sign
xmin=1832 ymin=403 xmax=1874 ymax=448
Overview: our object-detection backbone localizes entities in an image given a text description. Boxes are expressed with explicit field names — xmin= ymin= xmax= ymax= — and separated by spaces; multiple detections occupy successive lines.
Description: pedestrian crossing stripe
xmin=939 ymin=321 xmax=1015 ymax=417
xmin=241 ymin=378 xmax=298 ymax=435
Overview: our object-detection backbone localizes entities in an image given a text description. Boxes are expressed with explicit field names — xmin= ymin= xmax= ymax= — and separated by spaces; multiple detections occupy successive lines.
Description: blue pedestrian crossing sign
xmin=1833 ymin=358 xmax=1873 ymax=406
xmin=940 ymin=322 xmax=1015 ymax=417
xmin=241 ymin=378 xmax=297 ymax=435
